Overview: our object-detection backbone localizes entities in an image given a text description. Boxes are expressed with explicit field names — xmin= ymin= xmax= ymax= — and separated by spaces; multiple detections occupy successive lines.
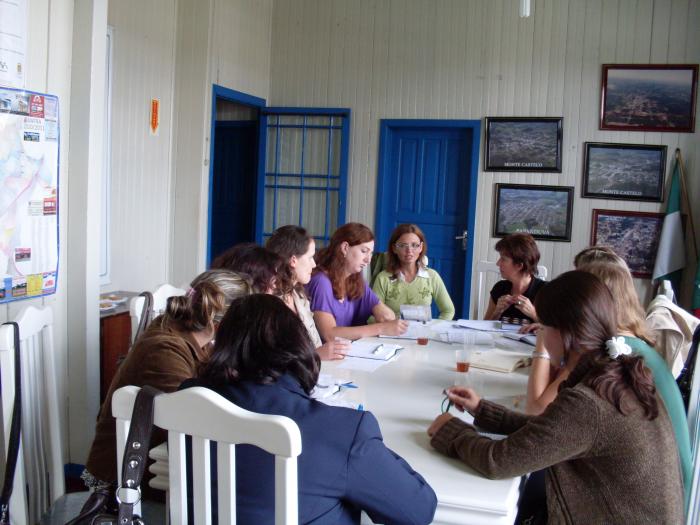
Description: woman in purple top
xmin=306 ymin=223 xmax=408 ymax=341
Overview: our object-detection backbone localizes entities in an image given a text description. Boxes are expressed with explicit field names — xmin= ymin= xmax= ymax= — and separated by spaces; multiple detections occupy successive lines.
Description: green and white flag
xmin=653 ymin=158 xmax=685 ymax=283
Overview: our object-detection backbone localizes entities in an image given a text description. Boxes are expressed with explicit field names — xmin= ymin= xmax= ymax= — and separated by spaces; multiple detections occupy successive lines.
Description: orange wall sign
xmin=150 ymin=98 xmax=160 ymax=135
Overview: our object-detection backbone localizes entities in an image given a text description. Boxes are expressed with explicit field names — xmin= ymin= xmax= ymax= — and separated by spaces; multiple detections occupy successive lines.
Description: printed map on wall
xmin=0 ymin=87 xmax=59 ymax=303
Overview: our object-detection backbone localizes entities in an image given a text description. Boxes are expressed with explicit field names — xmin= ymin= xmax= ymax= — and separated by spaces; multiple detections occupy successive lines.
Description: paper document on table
xmin=378 ymin=320 xmax=435 ymax=340
xmin=438 ymin=330 xmax=495 ymax=345
xmin=470 ymin=349 xmax=530 ymax=373
xmin=311 ymin=374 xmax=342 ymax=399
xmin=455 ymin=319 xmax=521 ymax=332
xmin=347 ymin=340 xmax=403 ymax=360
xmin=337 ymin=357 xmax=389 ymax=373
xmin=501 ymin=332 xmax=537 ymax=346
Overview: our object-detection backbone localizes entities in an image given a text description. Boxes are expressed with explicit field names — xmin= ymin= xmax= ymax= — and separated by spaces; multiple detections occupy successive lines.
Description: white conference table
xmin=148 ymin=336 xmax=532 ymax=524
xmin=323 ymin=337 xmax=531 ymax=525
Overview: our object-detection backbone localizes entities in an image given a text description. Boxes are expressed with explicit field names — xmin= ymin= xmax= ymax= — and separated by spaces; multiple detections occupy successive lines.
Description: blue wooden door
xmin=376 ymin=121 xmax=480 ymax=318
xmin=209 ymin=121 xmax=257 ymax=263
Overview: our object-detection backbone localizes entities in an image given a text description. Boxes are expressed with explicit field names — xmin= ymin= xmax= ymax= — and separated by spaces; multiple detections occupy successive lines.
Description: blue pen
xmin=340 ymin=382 xmax=358 ymax=389
xmin=371 ymin=344 xmax=384 ymax=354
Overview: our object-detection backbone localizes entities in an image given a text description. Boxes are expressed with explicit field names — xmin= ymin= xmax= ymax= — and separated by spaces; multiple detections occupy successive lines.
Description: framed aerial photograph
xmin=582 ymin=142 xmax=667 ymax=202
xmin=493 ymin=184 xmax=574 ymax=241
xmin=600 ymin=64 xmax=698 ymax=132
xmin=590 ymin=209 xmax=664 ymax=278
xmin=484 ymin=117 xmax=563 ymax=172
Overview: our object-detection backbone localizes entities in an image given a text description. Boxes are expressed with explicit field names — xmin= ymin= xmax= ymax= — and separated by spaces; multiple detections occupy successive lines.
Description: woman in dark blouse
xmin=484 ymin=232 xmax=544 ymax=325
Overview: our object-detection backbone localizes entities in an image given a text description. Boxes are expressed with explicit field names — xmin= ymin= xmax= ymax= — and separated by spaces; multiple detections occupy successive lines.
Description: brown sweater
xmin=85 ymin=317 xmax=209 ymax=483
xmin=431 ymin=360 xmax=684 ymax=524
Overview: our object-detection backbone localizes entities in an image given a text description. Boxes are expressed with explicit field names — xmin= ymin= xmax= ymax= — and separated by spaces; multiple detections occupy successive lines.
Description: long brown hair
xmin=314 ymin=223 xmax=374 ymax=300
xmin=266 ymin=225 xmax=314 ymax=295
xmin=385 ymin=224 xmax=427 ymax=278
xmin=578 ymin=262 xmax=655 ymax=345
xmin=536 ymin=271 xmax=658 ymax=420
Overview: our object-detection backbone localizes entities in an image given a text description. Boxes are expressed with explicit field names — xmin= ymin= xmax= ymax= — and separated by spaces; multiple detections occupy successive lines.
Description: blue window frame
xmin=256 ymin=108 xmax=350 ymax=246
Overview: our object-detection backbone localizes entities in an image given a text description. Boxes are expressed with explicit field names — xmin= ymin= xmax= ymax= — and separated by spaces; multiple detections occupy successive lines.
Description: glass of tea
xmin=455 ymin=348 xmax=472 ymax=372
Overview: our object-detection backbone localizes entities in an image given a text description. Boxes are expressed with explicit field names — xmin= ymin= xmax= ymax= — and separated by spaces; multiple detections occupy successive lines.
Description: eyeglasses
xmin=394 ymin=242 xmax=423 ymax=251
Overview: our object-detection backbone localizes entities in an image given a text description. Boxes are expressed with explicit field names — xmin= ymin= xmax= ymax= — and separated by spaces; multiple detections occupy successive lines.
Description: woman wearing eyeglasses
xmin=372 ymin=224 xmax=455 ymax=320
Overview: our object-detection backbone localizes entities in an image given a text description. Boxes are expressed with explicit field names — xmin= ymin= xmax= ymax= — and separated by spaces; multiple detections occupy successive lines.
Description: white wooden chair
xmin=112 ymin=385 xmax=302 ymax=525
xmin=0 ymin=306 xmax=65 ymax=525
xmin=474 ymin=261 xmax=548 ymax=319
xmin=129 ymin=283 xmax=186 ymax=342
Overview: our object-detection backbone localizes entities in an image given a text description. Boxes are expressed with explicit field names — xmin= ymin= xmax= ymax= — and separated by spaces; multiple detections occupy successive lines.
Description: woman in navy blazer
xmin=185 ymin=294 xmax=437 ymax=525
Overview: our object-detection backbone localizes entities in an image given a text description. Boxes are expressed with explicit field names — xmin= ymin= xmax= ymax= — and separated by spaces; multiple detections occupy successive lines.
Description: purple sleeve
xmin=306 ymin=273 xmax=339 ymax=316
xmin=353 ymin=283 xmax=380 ymax=324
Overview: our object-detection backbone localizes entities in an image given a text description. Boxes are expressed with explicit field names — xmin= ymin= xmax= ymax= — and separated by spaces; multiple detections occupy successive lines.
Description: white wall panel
xmin=269 ymin=0 xmax=700 ymax=310
xmin=107 ymin=0 xmax=177 ymax=293
xmin=0 ymin=0 xmax=74 ymax=461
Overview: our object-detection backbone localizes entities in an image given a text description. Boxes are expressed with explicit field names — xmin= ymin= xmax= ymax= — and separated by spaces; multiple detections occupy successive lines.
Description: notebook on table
xmin=470 ymin=349 xmax=530 ymax=373
xmin=347 ymin=340 xmax=403 ymax=360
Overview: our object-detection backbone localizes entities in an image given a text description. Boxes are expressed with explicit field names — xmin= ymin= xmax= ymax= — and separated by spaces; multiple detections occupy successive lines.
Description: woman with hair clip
xmin=79 ymin=270 xmax=252 ymax=506
xmin=428 ymin=271 xmax=684 ymax=524
xmin=306 ymin=222 xmax=408 ymax=341
xmin=266 ymin=224 xmax=350 ymax=360
xmin=372 ymin=223 xmax=455 ymax=320
xmin=578 ymin=261 xmax=692 ymax=505
xmin=184 ymin=294 xmax=437 ymax=525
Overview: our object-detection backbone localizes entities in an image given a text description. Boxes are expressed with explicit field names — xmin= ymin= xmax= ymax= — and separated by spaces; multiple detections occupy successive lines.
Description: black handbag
xmin=134 ymin=292 xmax=154 ymax=343
xmin=677 ymin=324 xmax=700 ymax=410
xmin=0 ymin=323 xmax=22 ymax=525
xmin=66 ymin=386 xmax=162 ymax=525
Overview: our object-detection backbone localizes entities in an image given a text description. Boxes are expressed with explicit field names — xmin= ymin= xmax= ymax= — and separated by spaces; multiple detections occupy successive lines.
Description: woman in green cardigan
xmin=372 ymin=224 xmax=455 ymax=320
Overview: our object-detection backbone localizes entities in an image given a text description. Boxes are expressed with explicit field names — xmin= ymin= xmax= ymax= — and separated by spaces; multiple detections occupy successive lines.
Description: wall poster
xmin=0 ymin=86 xmax=59 ymax=303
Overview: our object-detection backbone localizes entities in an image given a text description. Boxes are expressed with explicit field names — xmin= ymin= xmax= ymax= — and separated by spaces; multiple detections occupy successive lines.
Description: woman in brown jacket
xmin=428 ymin=271 xmax=684 ymax=524
xmin=81 ymin=270 xmax=252 ymax=497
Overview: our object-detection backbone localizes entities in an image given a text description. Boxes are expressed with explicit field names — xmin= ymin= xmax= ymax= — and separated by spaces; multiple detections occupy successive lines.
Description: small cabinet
xmin=99 ymin=292 xmax=136 ymax=401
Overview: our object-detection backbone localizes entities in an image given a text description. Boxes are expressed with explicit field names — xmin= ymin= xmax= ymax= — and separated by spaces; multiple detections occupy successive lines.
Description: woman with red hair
xmin=306 ymin=223 xmax=408 ymax=341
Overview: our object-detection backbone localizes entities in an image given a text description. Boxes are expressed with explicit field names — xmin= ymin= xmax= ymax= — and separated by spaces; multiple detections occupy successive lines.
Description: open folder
xmin=347 ymin=340 xmax=403 ymax=360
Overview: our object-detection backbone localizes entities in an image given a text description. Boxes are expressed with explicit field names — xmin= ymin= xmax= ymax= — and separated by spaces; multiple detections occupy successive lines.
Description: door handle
xmin=454 ymin=230 xmax=468 ymax=250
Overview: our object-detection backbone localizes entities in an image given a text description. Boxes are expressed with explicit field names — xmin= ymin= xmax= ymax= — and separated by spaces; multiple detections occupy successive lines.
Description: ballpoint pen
xmin=371 ymin=344 xmax=384 ymax=354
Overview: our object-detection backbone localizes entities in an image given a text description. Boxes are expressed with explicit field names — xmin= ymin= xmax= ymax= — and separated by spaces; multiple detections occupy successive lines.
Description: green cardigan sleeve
xmin=429 ymin=269 xmax=455 ymax=320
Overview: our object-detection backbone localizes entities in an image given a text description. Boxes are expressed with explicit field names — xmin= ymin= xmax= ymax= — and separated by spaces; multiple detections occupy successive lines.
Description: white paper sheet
xmin=337 ymin=357 xmax=391 ymax=372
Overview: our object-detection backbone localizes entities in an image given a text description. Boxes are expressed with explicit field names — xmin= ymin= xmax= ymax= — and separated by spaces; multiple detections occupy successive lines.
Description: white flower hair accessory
xmin=606 ymin=337 xmax=632 ymax=359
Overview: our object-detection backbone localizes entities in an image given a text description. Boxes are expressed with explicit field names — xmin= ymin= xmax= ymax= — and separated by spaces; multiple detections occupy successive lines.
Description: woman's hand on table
xmin=380 ymin=319 xmax=409 ymax=336
xmin=316 ymin=338 xmax=350 ymax=360
xmin=427 ymin=413 xmax=454 ymax=437
xmin=519 ymin=322 xmax=541 ymax=334
xmin=445 ymin=387 xmax=481 ymax=415
xmin=513 ymin=295 xmax=536 ymax=321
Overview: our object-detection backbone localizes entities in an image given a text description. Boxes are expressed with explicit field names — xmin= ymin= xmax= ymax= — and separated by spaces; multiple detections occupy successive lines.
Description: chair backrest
xmin=112 ymin=386 xmax=302 ymax=525
xmin=659 ymin=279 xmax=676 ymax=301
xmin=474 ymin=261 xmax=548 ymax=319
xmin=686 ymin=325 xmax=700 ymax=524
xmin=130 ymin=283 xmax=186 ymax=342
xmin=0 ymin=306 xmax=65 ymax=525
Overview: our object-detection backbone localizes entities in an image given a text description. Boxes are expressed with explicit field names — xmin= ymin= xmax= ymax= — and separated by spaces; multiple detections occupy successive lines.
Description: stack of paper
xmin=455 ymin=320 xmax=521 ymax=332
